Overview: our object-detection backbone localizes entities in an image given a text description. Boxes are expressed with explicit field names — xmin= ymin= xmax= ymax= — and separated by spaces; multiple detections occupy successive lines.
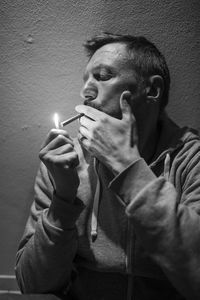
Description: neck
xmin=139 ymin=126 xmax=159 ymax=164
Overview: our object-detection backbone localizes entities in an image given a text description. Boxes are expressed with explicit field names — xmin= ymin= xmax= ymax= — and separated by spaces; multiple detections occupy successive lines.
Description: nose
xmin=80 ymin=84 xmax=87 ymax=100
xmin=80 ymin=77 xmax=97 ymax=100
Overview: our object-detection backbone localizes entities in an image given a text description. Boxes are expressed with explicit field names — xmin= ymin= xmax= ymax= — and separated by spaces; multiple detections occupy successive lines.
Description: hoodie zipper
xmin=126 ymin=219 xmax=132 ymax=273
xmin=126 ymin=218 xmax=133 ymax=300
xmin=125 ymin=152 xmax=171 ymax=300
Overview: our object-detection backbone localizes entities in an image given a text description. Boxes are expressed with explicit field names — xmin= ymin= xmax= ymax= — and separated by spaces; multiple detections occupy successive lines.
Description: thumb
xmin=120 ymin=91 xmax=132 ymax=122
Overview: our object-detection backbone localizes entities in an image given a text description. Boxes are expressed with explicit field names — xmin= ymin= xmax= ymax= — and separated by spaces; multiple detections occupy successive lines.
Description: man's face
xmin=80 ymin=42 xmax=143 ymax=119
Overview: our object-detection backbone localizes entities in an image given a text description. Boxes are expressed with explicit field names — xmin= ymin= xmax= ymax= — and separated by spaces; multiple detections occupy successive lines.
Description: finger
xmin=41 ymin=129 xmax=73 ymax=148
xmin=45 ymin=134 xmax=73 ymax=150
xmin=48 ymin=152 xmax=79 ymax=168
xmin=75 ymin=104 xmax=105 ymax=121
xmin=120 ymin=91 xmax=133 ymax=123
xmin=77 ymin=133 xmax=90 ymax=152
xmin=45 ymin=143 xmax=75 ymax=157
xmin=39 ymin=135 xmax=74 ymax=159
xmin=77 ymin=133 xmax=85 ymax=143
xmin=78 ymin=125 xmax=92 ymax=141
xmin=79 ymin=115 xmax=95 ymax=129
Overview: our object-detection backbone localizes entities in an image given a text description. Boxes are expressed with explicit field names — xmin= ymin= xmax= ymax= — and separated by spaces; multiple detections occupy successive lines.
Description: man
xmin=15 ymin=32 xmax=200 ymax=300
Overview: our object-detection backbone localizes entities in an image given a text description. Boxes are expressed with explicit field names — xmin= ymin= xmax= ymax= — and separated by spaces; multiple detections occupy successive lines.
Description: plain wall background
xmin=0 ymin=0 xmax=200 ymax=284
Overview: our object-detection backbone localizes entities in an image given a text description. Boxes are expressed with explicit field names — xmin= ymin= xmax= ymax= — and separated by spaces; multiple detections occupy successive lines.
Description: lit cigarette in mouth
xmin=60 ymin=113 xmax=84 ymax=127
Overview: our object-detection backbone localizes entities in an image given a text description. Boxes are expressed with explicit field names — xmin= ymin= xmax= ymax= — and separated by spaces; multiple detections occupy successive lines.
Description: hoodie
xmin=15 ymin=114 xmax=200 ymax=300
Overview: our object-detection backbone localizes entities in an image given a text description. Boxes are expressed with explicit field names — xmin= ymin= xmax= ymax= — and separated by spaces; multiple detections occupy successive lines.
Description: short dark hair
xmin=83 ymin=32 xmax=170 ymax=110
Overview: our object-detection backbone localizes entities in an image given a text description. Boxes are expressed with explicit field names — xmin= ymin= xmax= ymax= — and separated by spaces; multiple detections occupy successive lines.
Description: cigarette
xmin=60 ymin=113 xmax=84 ymax=127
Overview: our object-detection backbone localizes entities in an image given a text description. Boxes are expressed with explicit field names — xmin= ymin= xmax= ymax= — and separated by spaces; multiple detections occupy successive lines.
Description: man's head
xmin=81 ymin=32 xmax=170 ymax=119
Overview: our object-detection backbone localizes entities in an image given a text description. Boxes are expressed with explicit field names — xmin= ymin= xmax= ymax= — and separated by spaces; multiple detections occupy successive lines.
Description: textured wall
xmin=0 ymin=0 xmax=200 ymax=279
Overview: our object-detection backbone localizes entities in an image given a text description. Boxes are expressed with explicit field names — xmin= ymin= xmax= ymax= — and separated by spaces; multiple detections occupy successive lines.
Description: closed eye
xmin=94 ymin=72 xmax=113 ymax=81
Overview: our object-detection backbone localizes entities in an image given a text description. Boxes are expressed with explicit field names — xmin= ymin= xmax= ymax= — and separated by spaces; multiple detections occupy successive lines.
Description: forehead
xmin=86 ymin=42 xmax=131 ymax=70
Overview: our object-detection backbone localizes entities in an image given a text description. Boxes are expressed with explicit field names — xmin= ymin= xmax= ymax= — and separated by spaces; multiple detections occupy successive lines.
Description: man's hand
xmin=39 ymin=129 xmax=79 ymax=201
xmin=76 ymin=91 xmax=140 ymax=175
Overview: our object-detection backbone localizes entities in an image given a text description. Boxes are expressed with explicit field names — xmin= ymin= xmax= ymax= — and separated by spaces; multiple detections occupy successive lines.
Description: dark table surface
xmin=0 ymin=294 xmax=63 ymax=300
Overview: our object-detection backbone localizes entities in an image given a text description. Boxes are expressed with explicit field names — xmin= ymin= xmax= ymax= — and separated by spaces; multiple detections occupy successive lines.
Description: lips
xmin=84 ymin=98 xmax=95 ymax=106
xmin=85 ymin=95 xmax=96 ymax=100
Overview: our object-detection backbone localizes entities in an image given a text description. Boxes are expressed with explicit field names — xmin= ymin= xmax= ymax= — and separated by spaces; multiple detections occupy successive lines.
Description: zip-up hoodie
xmin=15 ymin=113 xmax=200 ymax=300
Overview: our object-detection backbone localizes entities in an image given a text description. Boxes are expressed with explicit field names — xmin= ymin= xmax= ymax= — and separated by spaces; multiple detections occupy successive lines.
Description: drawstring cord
xmin=90 ymin=152 xmax=171 ymax=300
xmin=91 ymin=158 xmax=100 ymax=241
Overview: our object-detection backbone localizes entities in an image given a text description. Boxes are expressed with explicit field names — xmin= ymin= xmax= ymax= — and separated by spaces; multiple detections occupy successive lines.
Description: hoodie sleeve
xmin=110 ymin=151 xmax=200 ymax=300
xmin=15 ymin=162 xmax=84 ymax=294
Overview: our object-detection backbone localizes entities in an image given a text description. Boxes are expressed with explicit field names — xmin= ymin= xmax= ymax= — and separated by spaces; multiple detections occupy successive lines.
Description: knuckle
xmin=44 ymin=153 xmax=52 ymax=164
xmin=48 ymin=129 xmax=57 ymax=140
xmin=100 ymin=115 xmax=107 ymax=123
xmin=39 ymin=149 xmax=46 ymax=160
xmin=56 ymin=134 xmax=65 ymax=142
xmin=71 ymin=150 xmax=78 ymax=159
xmin=95 ymin=121 xmax=101 ymax=130
xmin=92 ymin=123 xmax=99 ymax=134
xmin=91 ymin=127 xmax=99 ymax=140
xmin=65 ymin=153 xmax=79 ymax=167
xmin=92 ymin=131 xmax=98 ymax=140
xmin=66 ymin=143 xmax=74 ymax=151
xmin=57 ymin=135 xmax=74 ymax=147
xmin=79 ymin=126 xmax=84 ymax=135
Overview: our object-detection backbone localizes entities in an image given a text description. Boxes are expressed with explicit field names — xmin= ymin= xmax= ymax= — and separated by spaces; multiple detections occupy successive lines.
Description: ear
xmin=146 ymin=75 xmax=164 ymax=103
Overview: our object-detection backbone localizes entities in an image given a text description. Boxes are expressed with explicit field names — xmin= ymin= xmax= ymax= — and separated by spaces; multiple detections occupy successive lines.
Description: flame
xmin=53 ymin=113 xmax=60 ymax=129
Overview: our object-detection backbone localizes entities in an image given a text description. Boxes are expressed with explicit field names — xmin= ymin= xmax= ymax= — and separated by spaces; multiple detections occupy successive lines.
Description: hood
xmin=151 ymin=112 xmax=199 ymax=166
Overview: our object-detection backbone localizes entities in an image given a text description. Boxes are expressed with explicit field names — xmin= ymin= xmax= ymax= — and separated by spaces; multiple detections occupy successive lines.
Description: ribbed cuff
xmin=46 ymin=193 xmax=85 ymax=230
xmin=109 ymin=159 xmax=156 ymax=205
